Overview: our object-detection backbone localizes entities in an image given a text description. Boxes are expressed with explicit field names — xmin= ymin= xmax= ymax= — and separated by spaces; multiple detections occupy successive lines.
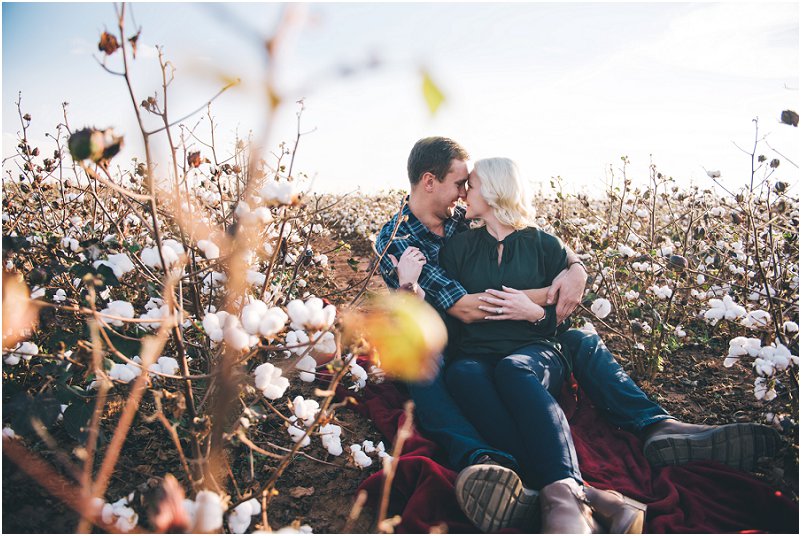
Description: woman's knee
xmin=444 ymin=359 xmax=488 ymax=388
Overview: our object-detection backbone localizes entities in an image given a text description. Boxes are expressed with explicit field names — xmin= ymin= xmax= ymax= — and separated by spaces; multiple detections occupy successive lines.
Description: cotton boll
xmin=223 ymin=316 xmax=251 ymax=351
xmin=349 ymin=360 xmax=368 ymax=390
xmin=286 ymin=329 xmax=311 ymax=355
xmin=754 ymin=377 xmax=777 ymax=401
xmin=362 ymin=440 xmax=376 ymax=453
xmin=156 ymin=356 xmax=179 ymax=376
xmin=313 ymin=331 xmax=336 ymax=355
xmin=197 ymin=239 xmax=220 ymax=260
xmin=241 ymin=300 xmax=269 ymax=335
xmin=590 ymin=298 xmax=612 ymax=319
xmin=227 ymin=498 xmax=261 ymax=534
xmin=259 ymin=308 xmax=288 ymax=339
xmin=2 ymin=425 xmax=17 ymax=439
xmin=202 ymin=311 xmax=227 ymax=342
xmin=783 ymin=321 xmax=798 ymax=333
xmin=109 ymin=363 xmax=140 ymax=383
xmin=99 ymin=300 xmax=135 ymax=327
xmin=254 ymin=363 xmax=290 ymax=400
xmin=742 ymin=309 xmax=771 ymax=329
xmin=753 ymin=358 xmax=775 ymax=377
xmin=287 ymin=416 xmax=310 ymax=447
xmin=319 ymin=423 xmax=343 ymax=456
xmin=191 ymin=490 xmax=224 ymax=533
xmin=246 ymin=269 xmax=267 ymax=287
xmin=295 ymin=355 xmax=317 ymax=382
xmin=292 ymin=396 xmax=320 ymax=427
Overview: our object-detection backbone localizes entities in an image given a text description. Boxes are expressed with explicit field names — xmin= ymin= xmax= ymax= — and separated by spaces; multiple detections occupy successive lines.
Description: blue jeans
xmin=445 ymin=343 xmax=582 ymax=489
xmin=410 ymin=329 xmax=672 ymax=486
xmin=406 ymin=355 xmax=519 ymax=472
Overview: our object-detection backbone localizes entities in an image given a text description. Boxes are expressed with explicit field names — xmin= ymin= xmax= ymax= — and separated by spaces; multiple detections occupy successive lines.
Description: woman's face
xmin=465 ymin=170 xmax=491 ymax=220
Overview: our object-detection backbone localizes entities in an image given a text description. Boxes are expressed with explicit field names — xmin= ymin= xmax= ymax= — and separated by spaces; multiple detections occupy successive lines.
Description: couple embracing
xmin=374 ymin=137 xmax=779 ymax=533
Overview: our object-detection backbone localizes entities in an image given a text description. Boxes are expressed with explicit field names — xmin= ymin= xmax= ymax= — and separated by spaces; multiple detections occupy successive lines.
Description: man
xmin=374 ymin=137 xmax=780 ymax=532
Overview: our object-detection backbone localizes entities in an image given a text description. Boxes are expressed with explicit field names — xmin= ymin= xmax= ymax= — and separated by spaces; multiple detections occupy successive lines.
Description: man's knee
xmin=559 ymin=328 xmax=603 ymax=357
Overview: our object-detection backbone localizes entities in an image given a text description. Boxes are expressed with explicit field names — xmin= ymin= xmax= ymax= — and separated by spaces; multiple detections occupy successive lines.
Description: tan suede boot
xmin=584 ymin=486 xmax=647 ymax=534
xmin=539 ymin=478 xmax=604 ymax=534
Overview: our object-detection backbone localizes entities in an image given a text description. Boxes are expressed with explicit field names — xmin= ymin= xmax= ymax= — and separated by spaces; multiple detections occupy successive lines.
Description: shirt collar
xmin=403 ymin=197 xmax=466 ymax=241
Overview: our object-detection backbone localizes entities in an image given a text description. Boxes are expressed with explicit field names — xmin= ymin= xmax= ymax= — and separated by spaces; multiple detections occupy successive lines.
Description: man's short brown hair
xmin=407 ymin=137 xmax=469 ymax=186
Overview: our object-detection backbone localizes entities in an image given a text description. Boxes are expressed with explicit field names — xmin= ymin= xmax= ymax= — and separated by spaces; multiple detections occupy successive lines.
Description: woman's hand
xmin=388 ymin=246 xmax=427 ymax=286
xmin=478 ymin=285 xmax=546 ymax=322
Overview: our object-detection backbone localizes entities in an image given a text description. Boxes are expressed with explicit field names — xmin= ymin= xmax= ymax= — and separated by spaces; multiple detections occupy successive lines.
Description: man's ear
xmin=421 ymin=172 xmax=436 ymax=192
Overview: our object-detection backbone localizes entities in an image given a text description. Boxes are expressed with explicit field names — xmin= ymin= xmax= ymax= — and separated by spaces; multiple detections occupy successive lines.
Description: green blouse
xmin=439 ymin=225 xmax=568 ymax=359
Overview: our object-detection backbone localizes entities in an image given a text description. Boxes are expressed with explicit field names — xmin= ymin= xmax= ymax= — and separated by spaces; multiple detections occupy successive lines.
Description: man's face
xmin=431 ymin=159 xmax=468 ymax=220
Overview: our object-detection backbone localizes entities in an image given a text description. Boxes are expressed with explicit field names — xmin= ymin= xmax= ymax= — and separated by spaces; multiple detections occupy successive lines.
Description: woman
xmin=396 ymin=157 xmax=646 ymax=534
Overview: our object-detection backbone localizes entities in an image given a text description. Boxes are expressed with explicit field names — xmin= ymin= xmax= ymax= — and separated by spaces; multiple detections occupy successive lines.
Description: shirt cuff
xmin=429 ymin=281 xmax=468 ymax=311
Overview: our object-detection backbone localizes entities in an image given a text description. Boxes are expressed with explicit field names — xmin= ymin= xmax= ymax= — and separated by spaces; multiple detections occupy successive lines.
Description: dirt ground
xmin=2 ymin=228 xmax=798 ymax=533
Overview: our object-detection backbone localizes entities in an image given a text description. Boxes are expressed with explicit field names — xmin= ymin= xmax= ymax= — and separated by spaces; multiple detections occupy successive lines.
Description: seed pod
xmin=780 ymin=110 xmax=799 ymax=127
xmin=187 ymin=151 xmax=203 ymax=168
xmin=23 ymin=113 xmax=31 ymax=122
xmin=98 ymin=31 xmax=119 ymax=55
xmin=731 ymin=212 xmax=742 ymax=225
xmin=770 ymin=159 xmax=780 ymax=169
xmin=630 ymin=320 xmax=644 ymax=334
xmin=774 ymin=181 xmax=787 ymax=193
xmin=668 ymin=254 xmax=689 ymax=272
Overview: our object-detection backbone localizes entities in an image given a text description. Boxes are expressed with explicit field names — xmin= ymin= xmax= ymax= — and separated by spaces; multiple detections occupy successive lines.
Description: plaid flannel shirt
xmin=375 ymin=200 xmax=470 ymax=312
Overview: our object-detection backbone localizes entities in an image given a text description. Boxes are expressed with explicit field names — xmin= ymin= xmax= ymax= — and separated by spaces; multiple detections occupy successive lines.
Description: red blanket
xmin=349 ymin=380 xmax=798 ymax=533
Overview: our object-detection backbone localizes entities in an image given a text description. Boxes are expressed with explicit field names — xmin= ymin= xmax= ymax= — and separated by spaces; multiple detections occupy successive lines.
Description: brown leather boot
xmin=585 ymin=486 xmax=647 ymax=534
xmin=539 ymin=478 xmax=604 ymax=534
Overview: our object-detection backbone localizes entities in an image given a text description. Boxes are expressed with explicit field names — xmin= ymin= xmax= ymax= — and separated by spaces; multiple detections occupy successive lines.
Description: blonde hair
xmin=472 ymin=157 xmax=536 ymax=229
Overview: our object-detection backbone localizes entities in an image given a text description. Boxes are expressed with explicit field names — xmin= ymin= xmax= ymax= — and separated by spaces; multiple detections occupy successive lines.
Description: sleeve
xmin=528 ymin=304 xmax=559 ymax=336
xmin=374 ymin=225 xmax=404 ymax=289
xmin=418 ymin=251 xmax=467 ymax=312
xmin=540 ymin=231 xmax=568 ymax=284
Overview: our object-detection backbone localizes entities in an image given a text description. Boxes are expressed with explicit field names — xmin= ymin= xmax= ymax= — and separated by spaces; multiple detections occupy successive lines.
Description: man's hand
xmin=478 ymin=286 xmax=545 ymax=322
xmin=546 ymin=263 xmax=587 ymax=323
xmin=388 ymin=246 xmax=426 ymax=286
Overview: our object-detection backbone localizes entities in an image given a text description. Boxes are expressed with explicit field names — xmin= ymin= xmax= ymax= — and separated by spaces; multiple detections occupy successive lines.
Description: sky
xmin=2 ymin=2 xmax=799 ymax=196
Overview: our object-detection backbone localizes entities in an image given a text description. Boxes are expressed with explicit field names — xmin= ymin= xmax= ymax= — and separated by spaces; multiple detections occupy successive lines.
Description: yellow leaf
xmin=421 ymin=70 xmax=445 ymax=116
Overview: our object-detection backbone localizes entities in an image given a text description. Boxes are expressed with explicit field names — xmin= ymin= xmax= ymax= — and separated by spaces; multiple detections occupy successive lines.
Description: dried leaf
xmin=289 ymin=486 xmax=315 ymax=498
xmin=98 ymin=31 xmax=120 ymax=55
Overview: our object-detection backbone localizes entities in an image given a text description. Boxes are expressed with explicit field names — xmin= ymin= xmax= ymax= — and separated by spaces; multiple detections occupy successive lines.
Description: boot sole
xmin=454 ymin=464 xmax=539 ymax=533
xmin=643 ymin=423 xmax=780 ymax=472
